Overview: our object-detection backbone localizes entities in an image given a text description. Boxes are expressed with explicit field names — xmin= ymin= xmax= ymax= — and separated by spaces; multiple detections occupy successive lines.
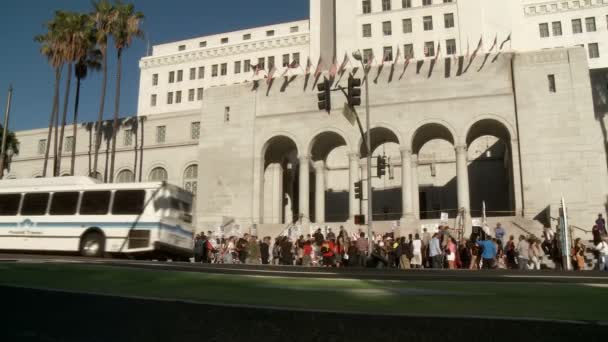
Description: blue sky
xmin=0 ymin=0 xmax=309 ymax=131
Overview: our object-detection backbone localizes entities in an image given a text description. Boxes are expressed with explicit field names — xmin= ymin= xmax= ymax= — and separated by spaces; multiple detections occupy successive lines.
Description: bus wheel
xmin=80 ymin=232 xmax=105 ymax=257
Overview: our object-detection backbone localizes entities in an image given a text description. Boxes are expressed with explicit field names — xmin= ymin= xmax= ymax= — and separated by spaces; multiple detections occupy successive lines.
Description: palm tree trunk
xmin=109 ymin=49 xmax=123 ymax=183
xmin=57 ymin=62 xmax=73 ymax=176
xmin=88 ymin=124 xmax=92 ymax=175
xmin=70 ymin=75 xmax=82 ymax=176
xmin=93 ymin=50 xmax=107 ymax=178
xmin=43 ymin=67 xmax=62 ymax=177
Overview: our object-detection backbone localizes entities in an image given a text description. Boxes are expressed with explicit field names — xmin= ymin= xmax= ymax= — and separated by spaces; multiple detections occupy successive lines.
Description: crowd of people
xmin=192 ymin=214 xmax=608 ymax=271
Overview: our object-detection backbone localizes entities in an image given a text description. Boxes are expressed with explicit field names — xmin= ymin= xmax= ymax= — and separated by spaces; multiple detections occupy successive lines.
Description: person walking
xmin=302 ymin=240 xmax=313 ymax=266
xmin=530 ymin=239 xmax=544 ymax=270
xmin=429 ymin=233 xmax=443 ymax=269
xmin=494 ymin=223 xmax=506 ymax=245
xmin=397 ymin=237 xmax=410 ymax=270
xmin=476 ymin=236 xmax=497 ymax=269
xmin=515 ymin=235 xmax=530 ymax=270
xmin=411 ymin=233 xmax=422 ymax=269
xmin=237 ymin=234 xmax=249 ymax=264
xmin=446 ymin=237 xmax=457 ymax=269
xmin=193 ymin=234 xmax=203 ymax=262
xmin=356 ymin=232 xmax=368 ymax=267
xmin=594 ymin=239 xmax=608 ymax=271
xmin=260 ymin=236 xmax=270 ymax=265
xmin=246 ymin=236 xmax=261 ymax=264
xmin=573 ymin=238 xmax=586 ymax=271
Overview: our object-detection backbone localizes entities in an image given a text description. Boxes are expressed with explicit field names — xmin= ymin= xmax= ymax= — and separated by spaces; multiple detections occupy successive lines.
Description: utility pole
xmin=0 ymin=85 xmax=13 ymax=179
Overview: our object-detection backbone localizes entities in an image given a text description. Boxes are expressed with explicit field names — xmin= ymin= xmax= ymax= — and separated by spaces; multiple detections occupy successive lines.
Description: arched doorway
xmin=466 ymin=119 xmax=515 ymax=217
xmin=262 ymin=135 xmax=299 ymax=224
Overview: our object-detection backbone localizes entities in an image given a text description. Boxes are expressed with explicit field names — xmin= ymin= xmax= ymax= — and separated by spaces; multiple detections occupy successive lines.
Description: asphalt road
xmin=2 ymin=252 xmax=608 ymax=284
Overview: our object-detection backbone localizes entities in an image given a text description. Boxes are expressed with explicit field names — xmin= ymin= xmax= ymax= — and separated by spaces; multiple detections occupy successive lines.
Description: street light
xmin=352 ymin=50 xmax=373 ymax=253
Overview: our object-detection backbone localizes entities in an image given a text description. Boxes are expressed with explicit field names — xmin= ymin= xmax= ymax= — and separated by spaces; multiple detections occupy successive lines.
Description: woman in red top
xmin=302 ymin=240 xmax=313 ymax=267
xmin=322 ymin=240 xmax=335 ymax=267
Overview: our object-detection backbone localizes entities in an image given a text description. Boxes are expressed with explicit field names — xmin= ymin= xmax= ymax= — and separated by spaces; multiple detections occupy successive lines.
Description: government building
xmin=7 ymin=0 xmax=608 ymax=238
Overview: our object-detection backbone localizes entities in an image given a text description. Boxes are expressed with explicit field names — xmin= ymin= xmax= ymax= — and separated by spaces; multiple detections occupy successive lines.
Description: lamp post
xmin=352 ymin=51 xmax=373 ymax=253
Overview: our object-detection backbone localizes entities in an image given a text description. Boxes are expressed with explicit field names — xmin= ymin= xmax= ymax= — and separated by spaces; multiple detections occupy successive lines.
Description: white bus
xmin=0 ymin=177 xmax=194 ymax=260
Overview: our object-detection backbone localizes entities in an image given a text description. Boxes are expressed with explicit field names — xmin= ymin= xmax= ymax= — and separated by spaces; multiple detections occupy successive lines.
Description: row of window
xmin=151 ymin=121 xmax=201 ymax=145
xmin=177 ymin=26 xmax=300 ymax=52
xmin=539 ymin=16 xmax=601 ymax=38
xmin=152 ymin=88 xmax=204 ymax=106
xmin=115 ymin=165 xmax=197 ymax=194
xmin=528 ymin=0 xmax=595 ymax=14
xmin=363 ymin=13 xmax=454 ymax=38
xmin=362 ymin=0 xmax=453 ymax=14
xmin=361 ymin=39 xmax=456 ymax=63
xmin=0 ymin=190 xmax=145 ymax=216
xmin=152 ymin=53 xmax=301 ymax=86
xmin=36 ymin=137 xmax=74 ymax=155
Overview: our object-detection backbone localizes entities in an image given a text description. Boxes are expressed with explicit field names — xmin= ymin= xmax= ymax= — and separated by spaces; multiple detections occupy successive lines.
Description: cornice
xmin=524 ymin=0 xmax=608 ymax=17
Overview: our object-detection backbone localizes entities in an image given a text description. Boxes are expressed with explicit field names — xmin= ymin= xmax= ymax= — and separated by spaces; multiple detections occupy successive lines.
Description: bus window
xmin=21 ymin=193 xmax=50 ymax=216
xmin=80 ymin=191 xmax=111 ymax=215
xmin=112 ymin=190 xmax=145 ymax=215
xmin=50 ymin=192 xmax=80 ymax=215
xmin=0 ymin=194 xmax=21 ymax=216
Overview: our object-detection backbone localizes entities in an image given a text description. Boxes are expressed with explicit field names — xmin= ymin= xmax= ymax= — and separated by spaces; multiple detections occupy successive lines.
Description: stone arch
xmin=410 ymin=120 xmax=457 ymax=155
xmin=115 ymin=168 xmax=135 ymax=183
xmin=358 ymin=124 xmax=402 ymax=158
xmin=147 ymin=163 xmax=169 ymax=182
xmin=464 ymin=116 xmax=514 ymax=146
xmin=260 ymin=131 xmax=303 ymax=161
xmin=307 ymin=130 xmax=349 ymax=162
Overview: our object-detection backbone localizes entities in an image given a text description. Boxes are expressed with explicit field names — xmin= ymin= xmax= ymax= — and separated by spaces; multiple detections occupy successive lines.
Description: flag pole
xmin=0 ymin=85 xmax=14 ymax=179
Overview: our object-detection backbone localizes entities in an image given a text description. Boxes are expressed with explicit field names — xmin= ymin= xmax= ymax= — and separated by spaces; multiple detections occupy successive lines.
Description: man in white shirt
xmin=594 ymin=240 xmax=608 ymax=271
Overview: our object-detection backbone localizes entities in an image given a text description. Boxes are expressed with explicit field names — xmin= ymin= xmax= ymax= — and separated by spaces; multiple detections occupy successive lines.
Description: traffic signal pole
xmin=363 ymin=67 xmax=373 ymax=253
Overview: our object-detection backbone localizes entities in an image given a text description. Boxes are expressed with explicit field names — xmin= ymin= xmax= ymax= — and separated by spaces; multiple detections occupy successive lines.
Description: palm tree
xmin=0 ymin=124 xmax=19 ymax=177
xmin=108 ymin=1 xmax=144 ymax=183
xmin=35 ymin=13 xmax=65 ymax=177
xmin=91 ymin=0 xmax=114 ymax=180
xmin=70 ymin=22 xmax=101 ymax=176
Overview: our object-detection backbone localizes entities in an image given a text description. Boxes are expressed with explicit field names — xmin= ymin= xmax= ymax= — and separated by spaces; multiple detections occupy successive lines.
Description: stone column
xmin=412 ymin=154 xmax=420 ymax=220
xmin=298 ymin=155 xmax=310 ymax=222
xmin=455 ymin=145 xmax=471 ymax=231
xmin=313 ymin=160 xmax=325 ymax=223
xmin=400 ymin=148 xmax=414 ymax=220
xmin=348 ymin=153 xmax=360 ymax=219
xmin=359 ymin=159 xmax=368 ymax=218
xmin=270 ymin=163 xmax=284 ymax=224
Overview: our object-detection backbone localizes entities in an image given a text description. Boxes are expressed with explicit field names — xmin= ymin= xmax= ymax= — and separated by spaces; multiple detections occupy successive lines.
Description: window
xmin=572 ymin=19 xmax=582 ymax=34
xmin=268 ymin=56 xmax=275 ymax=69
xmin=606 ymin=15 xmax=608 ymax=29
xmin=234 ymin=61 xmax=241 ymax=74
xmin=175 ymin=90 xmax=182 ymax=104
xmin=152 ymin=74 xmax=158 ymax=86
xmin=404 ymin=44 xmax=414 ymax=59
xmin=548 ymin=74 xmax=556 ymax=93
xmin=197 ymin=88 xmax=204 ymax=101
xmin=21 ymin=193 xmax=49 ymax=215
xmin=191 ymin=122 xmax=201 ymax=140
xmin=424 ymin=41 xmax=435 ymax=57
xmin=589 ymin=43 xmax=600 ymax=58
xmin=283 ymin=54 xmax=290 ymax=66
xmin=188 ymin=89 xmax=195 ymax=102
xmin=221 ymin=37 xmax=229 ymax=44
xmin=189 ymin=68 xmax=196 ymax=80
xmin=402 ymin=19 xmax=412 ymax=33
xmin=80 ymin=191 xmax=111 ymax=215
xmin=244 ymin=60 xmax=251 ymax=72
xmin=446 ymin=39 xmax=456 ymax=55
xmin=198 ymin=66 xmax=205 ymax=79
xmin=212 ymin=64 xmax=218 ymax=77
xmin=586 ymin=17 xmax=596 ymax=32
xmin=573 ymin=0 xmax=580 ymax=7
xmin=64 ymin=136 xmax=74 ymax=153
xmin=444 ymin=13 xmax=454 ymax=28
xmin=552 ymin=21 xmax=562 ymax=36
xmin=363 ymin=49 xmax=374 ymax=64
xmin=0 ymin=194 xmax=21 ymax=216
xmin=149 ymin=167 xmax=168 ymax=182
xmin=199 ymin=41 xmax=207 ymax=48
xmin=444 ymin=0 xmax=452 ymax=2
xmin=382 ymin=0 xmax=391 ymax=11
xmin=423 ymin=0 xmax=432 ymax=5
xmin=150 ymin=94 xmax=157 ymax=107
xmin=539 ymin=23 xmax=549 ymax=38
xmin=177 ymin=70 xmax=183 ymax=82
xmin=266 ymin=30 xmax=275 ymax=37
xmin=290 ymin=26 xmax=299 ymax=33
xmin=37 ymin=139 xmax=46 ymax=155
xmin=183 ymin=165 xmax=198 ymax=197
xmin=383 ymin=46 xmax=393 ymax=61
xmin=362 ymin=24 xmax=372 ymax=37
xmin=258 ymin=57 xmax=265 ymax=69
xmin=167 ymin=92 xmax=173 ymax=105
xmin=224 ymin=106 xmax=230 ymax=123
xmin=423 ymin=16 xmax=433 ymax=31
xmin=243 ymin=33 xmax=251 ymax=40
xmin=156 ymin=126 xmax=166 ymax=143
xmin=402 ymin=0 xmax=411 ymax=8
xmin=382 ymin=21 xmax=392 ymax=36
xmin=220 ymin=63 xmax=227 ymax=76
xmin=362 ymin=0 xmax=371 ymax=13
xmin=169 ymin=71 xmax=175 ymax=83
xmin=50 ymin=192 xmax=79 ymax=215
xmin=112 ymin=190 xmax=145 ymax=215
xmin=124 ymin=129 xmax=133 ymax=146
xmin=293 ymin=53 xmax=300 ymax=65
xmin=116 ymin=169 xmax=135 ymax=183
xmin=178 ymin=45 xmax=186 ymax=51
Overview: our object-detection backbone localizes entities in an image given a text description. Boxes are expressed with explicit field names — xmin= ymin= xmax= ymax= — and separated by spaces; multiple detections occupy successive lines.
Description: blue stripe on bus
xmin=0 ymin=222 xmax=193 ymax=238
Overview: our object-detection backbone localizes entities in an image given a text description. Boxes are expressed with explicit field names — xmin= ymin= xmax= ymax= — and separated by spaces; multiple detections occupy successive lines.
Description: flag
xmin=466 ymin=39 xmax=470 ymax=58
xmin=499 ymin=33 xmax=512 ymax=50
xmin=329 ymin=55 xmax=338 ymax=77
xmin=305 ymin=57 xmax=312 ymax=75
xmin=488 ymin=34 xmax=498 ymax=53
xmin=337 ymin=52 xmax=350 ymax=74
xmin=470 ymin=37 xmax=483 ymax=60
xmin=433 ymin=42 xmax=441 ymax=63
xmin=289 ymin=59 xmax=299 ymax=69
xmin=393 ymin=47 xmax=401 ymax=66
xmin=266 ymin=65 xmax=276 ymax=84
xmin=314 ymin=56 xmax=323 ymax=78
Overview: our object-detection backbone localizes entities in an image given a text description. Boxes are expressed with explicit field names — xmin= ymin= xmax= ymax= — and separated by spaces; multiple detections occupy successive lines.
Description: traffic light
xmin=317 ymin=78 xmax=331 ymax=113
xmin=354 ymin=214 xmax=365 ymax=225
xmin=354 ymin=180 xmax=363 ymax=199
xmin=347 ymin=76 xmax=361 ymax=107
xmin=377 ymin=155 xmax=387 ymax=178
